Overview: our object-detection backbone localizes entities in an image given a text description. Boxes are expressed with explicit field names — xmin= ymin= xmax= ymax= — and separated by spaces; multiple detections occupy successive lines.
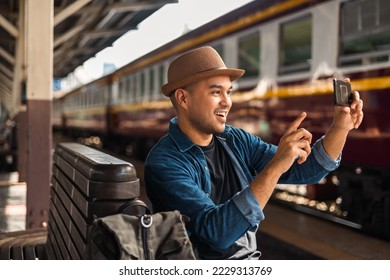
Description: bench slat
xmin=0 ymin=229 xmax=47 ymax=260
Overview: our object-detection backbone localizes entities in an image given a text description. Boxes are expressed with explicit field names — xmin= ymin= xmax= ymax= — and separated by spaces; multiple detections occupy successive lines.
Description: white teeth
xmin=215 ymin=111 xmax=226 ymax=117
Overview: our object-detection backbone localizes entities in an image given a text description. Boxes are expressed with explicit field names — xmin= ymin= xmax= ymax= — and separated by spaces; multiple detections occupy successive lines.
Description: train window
xmin=102 ymin=88 xmax=106 ymax=105
xmin=79 ymin=93 xmax=82 ymax=108
xmin=98 ymin=89 xmax=103 ymax=106
xmin=279 ymin=15 xmax=312 ymax=75
xmin=92 ymin=90 xmax=96 ymax=106
xmin=140 ymin=72 xmax=146 ymax=101
xmin=98 ymin=89 xmax=102 ymax=106
xmin=91 ymin=90 xmax=95 ymax=107
xmin=95 ymin=90 xmax=98 ymax=106
xmin=95 ymin=89 xmax=100 ymax=106
xmin=84 ymin=93 xmax=87 ymax=107
xmin=149 ymin=68 xmax=155 ymax=100
xmin=84 ymin=93 xmax=87 ymax=108
xmin=125 ymin=75 xmax=132 ymax=101
xmin=85 ymin=91 xmax=89 ymax=107
xmin=118 ymin=79 xmax=123 ymax=102
xmin=238 ymin=32 xmax=260 ymax=78
xmin=158 ymin=64 xmax=165 ymax=95
xmin=79 ymin=94 xmax=82 ymax=108
xmin=339 ymin=0 xmax=390 ymax=66
xmin=90 ymin=91 xmax=93 ymax=107
xmin=130 ymin=75 xmax=136 ymax=102
xmin=103 ymin=86 xmax=109 ymax=105
xmin=88 ymin=90 xmax=92 ymax=107
xmin=134 ymin=73 xmax=140 ymax=102
xmin=159 ymin=64 xmax=165 ymax=87
xmin=122 ymin=79 xmax=126 ymax=102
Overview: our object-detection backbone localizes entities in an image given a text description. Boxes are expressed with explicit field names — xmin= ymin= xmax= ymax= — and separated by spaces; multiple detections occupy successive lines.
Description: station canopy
xmin=0 ymin=0 xmax=177 ymax=102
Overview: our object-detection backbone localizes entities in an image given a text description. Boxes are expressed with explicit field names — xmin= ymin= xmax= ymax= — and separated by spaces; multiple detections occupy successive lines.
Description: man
xmin=144 ymin=46 xmax=364 ymax=259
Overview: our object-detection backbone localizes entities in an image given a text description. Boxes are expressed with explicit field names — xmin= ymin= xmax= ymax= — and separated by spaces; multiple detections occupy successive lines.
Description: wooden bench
xmin=0 ymin=228 xmax=48 ymax=260
xmin=0 ymin=142 xmax=141 ymax=259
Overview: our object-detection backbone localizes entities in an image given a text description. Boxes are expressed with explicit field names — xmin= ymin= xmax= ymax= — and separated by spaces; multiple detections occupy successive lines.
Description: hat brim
xmin=161 ymin=68 xmax=245 ymax=96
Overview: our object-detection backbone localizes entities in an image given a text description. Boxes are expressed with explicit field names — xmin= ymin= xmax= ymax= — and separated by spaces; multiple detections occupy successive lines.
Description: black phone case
xmin=333 ymin=79 xmax=352 ymax=106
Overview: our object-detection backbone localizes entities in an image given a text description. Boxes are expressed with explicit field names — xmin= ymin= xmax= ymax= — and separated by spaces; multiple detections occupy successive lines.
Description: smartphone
xmin=333 ymin=79 xmax=352 ymax=106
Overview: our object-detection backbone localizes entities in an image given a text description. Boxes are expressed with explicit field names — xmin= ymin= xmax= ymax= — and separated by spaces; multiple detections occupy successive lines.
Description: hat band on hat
xmin=196 ymin=66 xmax=227 ymax=74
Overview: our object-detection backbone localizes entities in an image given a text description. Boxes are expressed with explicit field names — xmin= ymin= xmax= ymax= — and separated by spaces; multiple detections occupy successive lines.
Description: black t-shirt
xmin=196 ymin=136 xmax=259 ymax=260
xmin=200 ymin=136 xmax=242 ymax=204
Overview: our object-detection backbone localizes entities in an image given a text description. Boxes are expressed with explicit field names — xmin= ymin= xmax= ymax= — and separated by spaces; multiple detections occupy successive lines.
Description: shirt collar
xmin=168 ymin=117 xmax=232 ymax=153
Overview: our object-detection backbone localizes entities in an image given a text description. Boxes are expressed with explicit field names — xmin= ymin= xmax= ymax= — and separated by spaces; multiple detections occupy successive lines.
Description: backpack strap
xmin=119 ymin=198 xmax=151 ymax=217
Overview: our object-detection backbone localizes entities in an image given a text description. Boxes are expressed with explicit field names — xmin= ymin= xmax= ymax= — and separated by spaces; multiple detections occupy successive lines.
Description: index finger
xmin=286 ymin=112 xmax=307 ymax=133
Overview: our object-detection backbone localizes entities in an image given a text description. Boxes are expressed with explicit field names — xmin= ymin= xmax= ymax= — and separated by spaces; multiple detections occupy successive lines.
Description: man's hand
xmin=322 ymin=78 xmax=364 ymax=160
xmin=333 ymin=78 xmax=364 ymax=131
xmin=250 ymin=112 xmax=312 ymax=209
xmin=268 ymin=112 xmax=312 ymax=175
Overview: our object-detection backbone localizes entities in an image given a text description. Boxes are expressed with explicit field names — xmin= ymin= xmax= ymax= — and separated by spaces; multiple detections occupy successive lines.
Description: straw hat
xmin=161 ymin=46 xmax=245 ymax=96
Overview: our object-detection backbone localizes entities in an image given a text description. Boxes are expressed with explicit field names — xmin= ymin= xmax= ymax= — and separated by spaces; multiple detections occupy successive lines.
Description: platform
xmin=0 ymin=132 xmax=76 ymax=233
xmin=0 ymin=172 xmax=26 ymax=233
xmin=1 ymin=133 xmax=389 ymax=259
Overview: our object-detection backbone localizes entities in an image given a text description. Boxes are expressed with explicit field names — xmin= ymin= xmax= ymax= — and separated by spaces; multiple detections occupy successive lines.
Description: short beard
xmin=188 ymin=114 xmax=225 ymax=135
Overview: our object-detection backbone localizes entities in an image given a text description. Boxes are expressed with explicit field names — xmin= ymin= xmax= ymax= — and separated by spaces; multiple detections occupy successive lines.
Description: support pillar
xmin=25 ymin=0 xmax=53 ymax=229
xmin=13 ymin=0 xmax=27 ymax=181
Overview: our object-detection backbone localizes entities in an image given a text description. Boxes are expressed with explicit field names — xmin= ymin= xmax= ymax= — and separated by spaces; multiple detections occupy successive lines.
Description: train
xmin=52 ymin=0 xmax=390 ymax=240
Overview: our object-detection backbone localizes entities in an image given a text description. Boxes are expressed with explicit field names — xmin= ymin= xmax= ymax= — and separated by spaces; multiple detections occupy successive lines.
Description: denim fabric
xmin=144 ymin=117 xmax=340 ymax=259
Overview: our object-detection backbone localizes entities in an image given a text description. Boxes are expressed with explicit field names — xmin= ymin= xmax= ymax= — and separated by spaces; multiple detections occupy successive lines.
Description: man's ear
xmin=174 ymin=88 xmax=188 ymax=109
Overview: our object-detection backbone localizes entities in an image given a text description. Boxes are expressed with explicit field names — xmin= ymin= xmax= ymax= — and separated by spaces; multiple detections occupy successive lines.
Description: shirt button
xmin=204 ymin=166 xmax=208 ymax=171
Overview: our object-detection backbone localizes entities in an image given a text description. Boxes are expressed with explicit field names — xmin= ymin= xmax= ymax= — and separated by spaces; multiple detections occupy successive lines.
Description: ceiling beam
xmin=54 ymin=0 xmax=92 ymax=27
xmin=0 ymin=82 xmax=11 ymax=96
xmin=0 ymin=72 xmax=12 ymax=91
xmin=0 ymin=63 xmax=13 ymax=79
xmin=78 ymin=28 xmax=133 ymax=47
xmin=0 ymin=13 xmax=18 ymax=38
xmin=86 ymin=29 xmax=128 ymax=40
xmin=0 ymin=46 xmax=15 ymax=65
xmin=54 ymin=23 xmax=85 ymax=48
xmin=110 ymin=0 xmax=175 ymax=13
xmin=96 ymin=0 xmax=172 ymax=29
xmin=54 ymin=46 xmax=94 ymax=60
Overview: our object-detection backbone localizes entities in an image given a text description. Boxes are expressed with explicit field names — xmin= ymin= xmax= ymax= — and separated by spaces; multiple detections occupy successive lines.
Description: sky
xmin=64 ymin=0 xmax=253 ymax=89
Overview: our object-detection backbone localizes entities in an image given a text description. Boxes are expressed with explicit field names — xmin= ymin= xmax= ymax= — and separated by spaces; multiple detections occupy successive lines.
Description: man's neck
xmin=177 ymin=118 xmax=213 ymax=146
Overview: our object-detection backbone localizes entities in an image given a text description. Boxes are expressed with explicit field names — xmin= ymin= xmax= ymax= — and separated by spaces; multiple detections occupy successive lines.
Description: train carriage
xmin=54 ymin=0 xmax=390 ymax=240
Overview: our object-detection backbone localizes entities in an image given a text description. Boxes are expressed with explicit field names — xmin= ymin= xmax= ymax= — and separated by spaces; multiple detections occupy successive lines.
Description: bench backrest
xmin=48 ymin=142 xmax=140 ymax=259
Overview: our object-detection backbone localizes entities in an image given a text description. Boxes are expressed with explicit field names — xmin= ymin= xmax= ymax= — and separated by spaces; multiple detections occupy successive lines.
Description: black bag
xmin=86 ymin=199 xmax=196 ymax=260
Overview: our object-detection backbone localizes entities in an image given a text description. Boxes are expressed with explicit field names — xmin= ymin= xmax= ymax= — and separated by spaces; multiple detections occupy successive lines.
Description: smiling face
xmin=175 ymin=75 xmax=233 ymax=146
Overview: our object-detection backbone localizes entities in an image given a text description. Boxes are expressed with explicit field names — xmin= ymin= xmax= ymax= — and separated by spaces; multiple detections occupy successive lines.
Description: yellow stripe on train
xmin=98 ymin=76 xmax=390 ymax=114
xmin=234 ymin=75 xmax=390 ymax=102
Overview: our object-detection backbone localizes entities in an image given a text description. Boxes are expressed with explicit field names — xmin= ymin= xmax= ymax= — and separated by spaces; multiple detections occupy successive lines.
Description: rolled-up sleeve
xmin=232 ymin=186 xmax=265 ymax=228
xmin=312 ymin=136 xmax=341 ymax=171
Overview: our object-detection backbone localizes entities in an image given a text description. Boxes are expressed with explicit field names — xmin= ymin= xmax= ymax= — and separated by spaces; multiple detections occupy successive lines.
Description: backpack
xmin=86 ymin=199 xmax=196 ymax=260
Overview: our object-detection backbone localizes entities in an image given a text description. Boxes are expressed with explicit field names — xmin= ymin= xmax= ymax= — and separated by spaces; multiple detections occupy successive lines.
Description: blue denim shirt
xmin=144 ymin=117 xmax=340 ymax=259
